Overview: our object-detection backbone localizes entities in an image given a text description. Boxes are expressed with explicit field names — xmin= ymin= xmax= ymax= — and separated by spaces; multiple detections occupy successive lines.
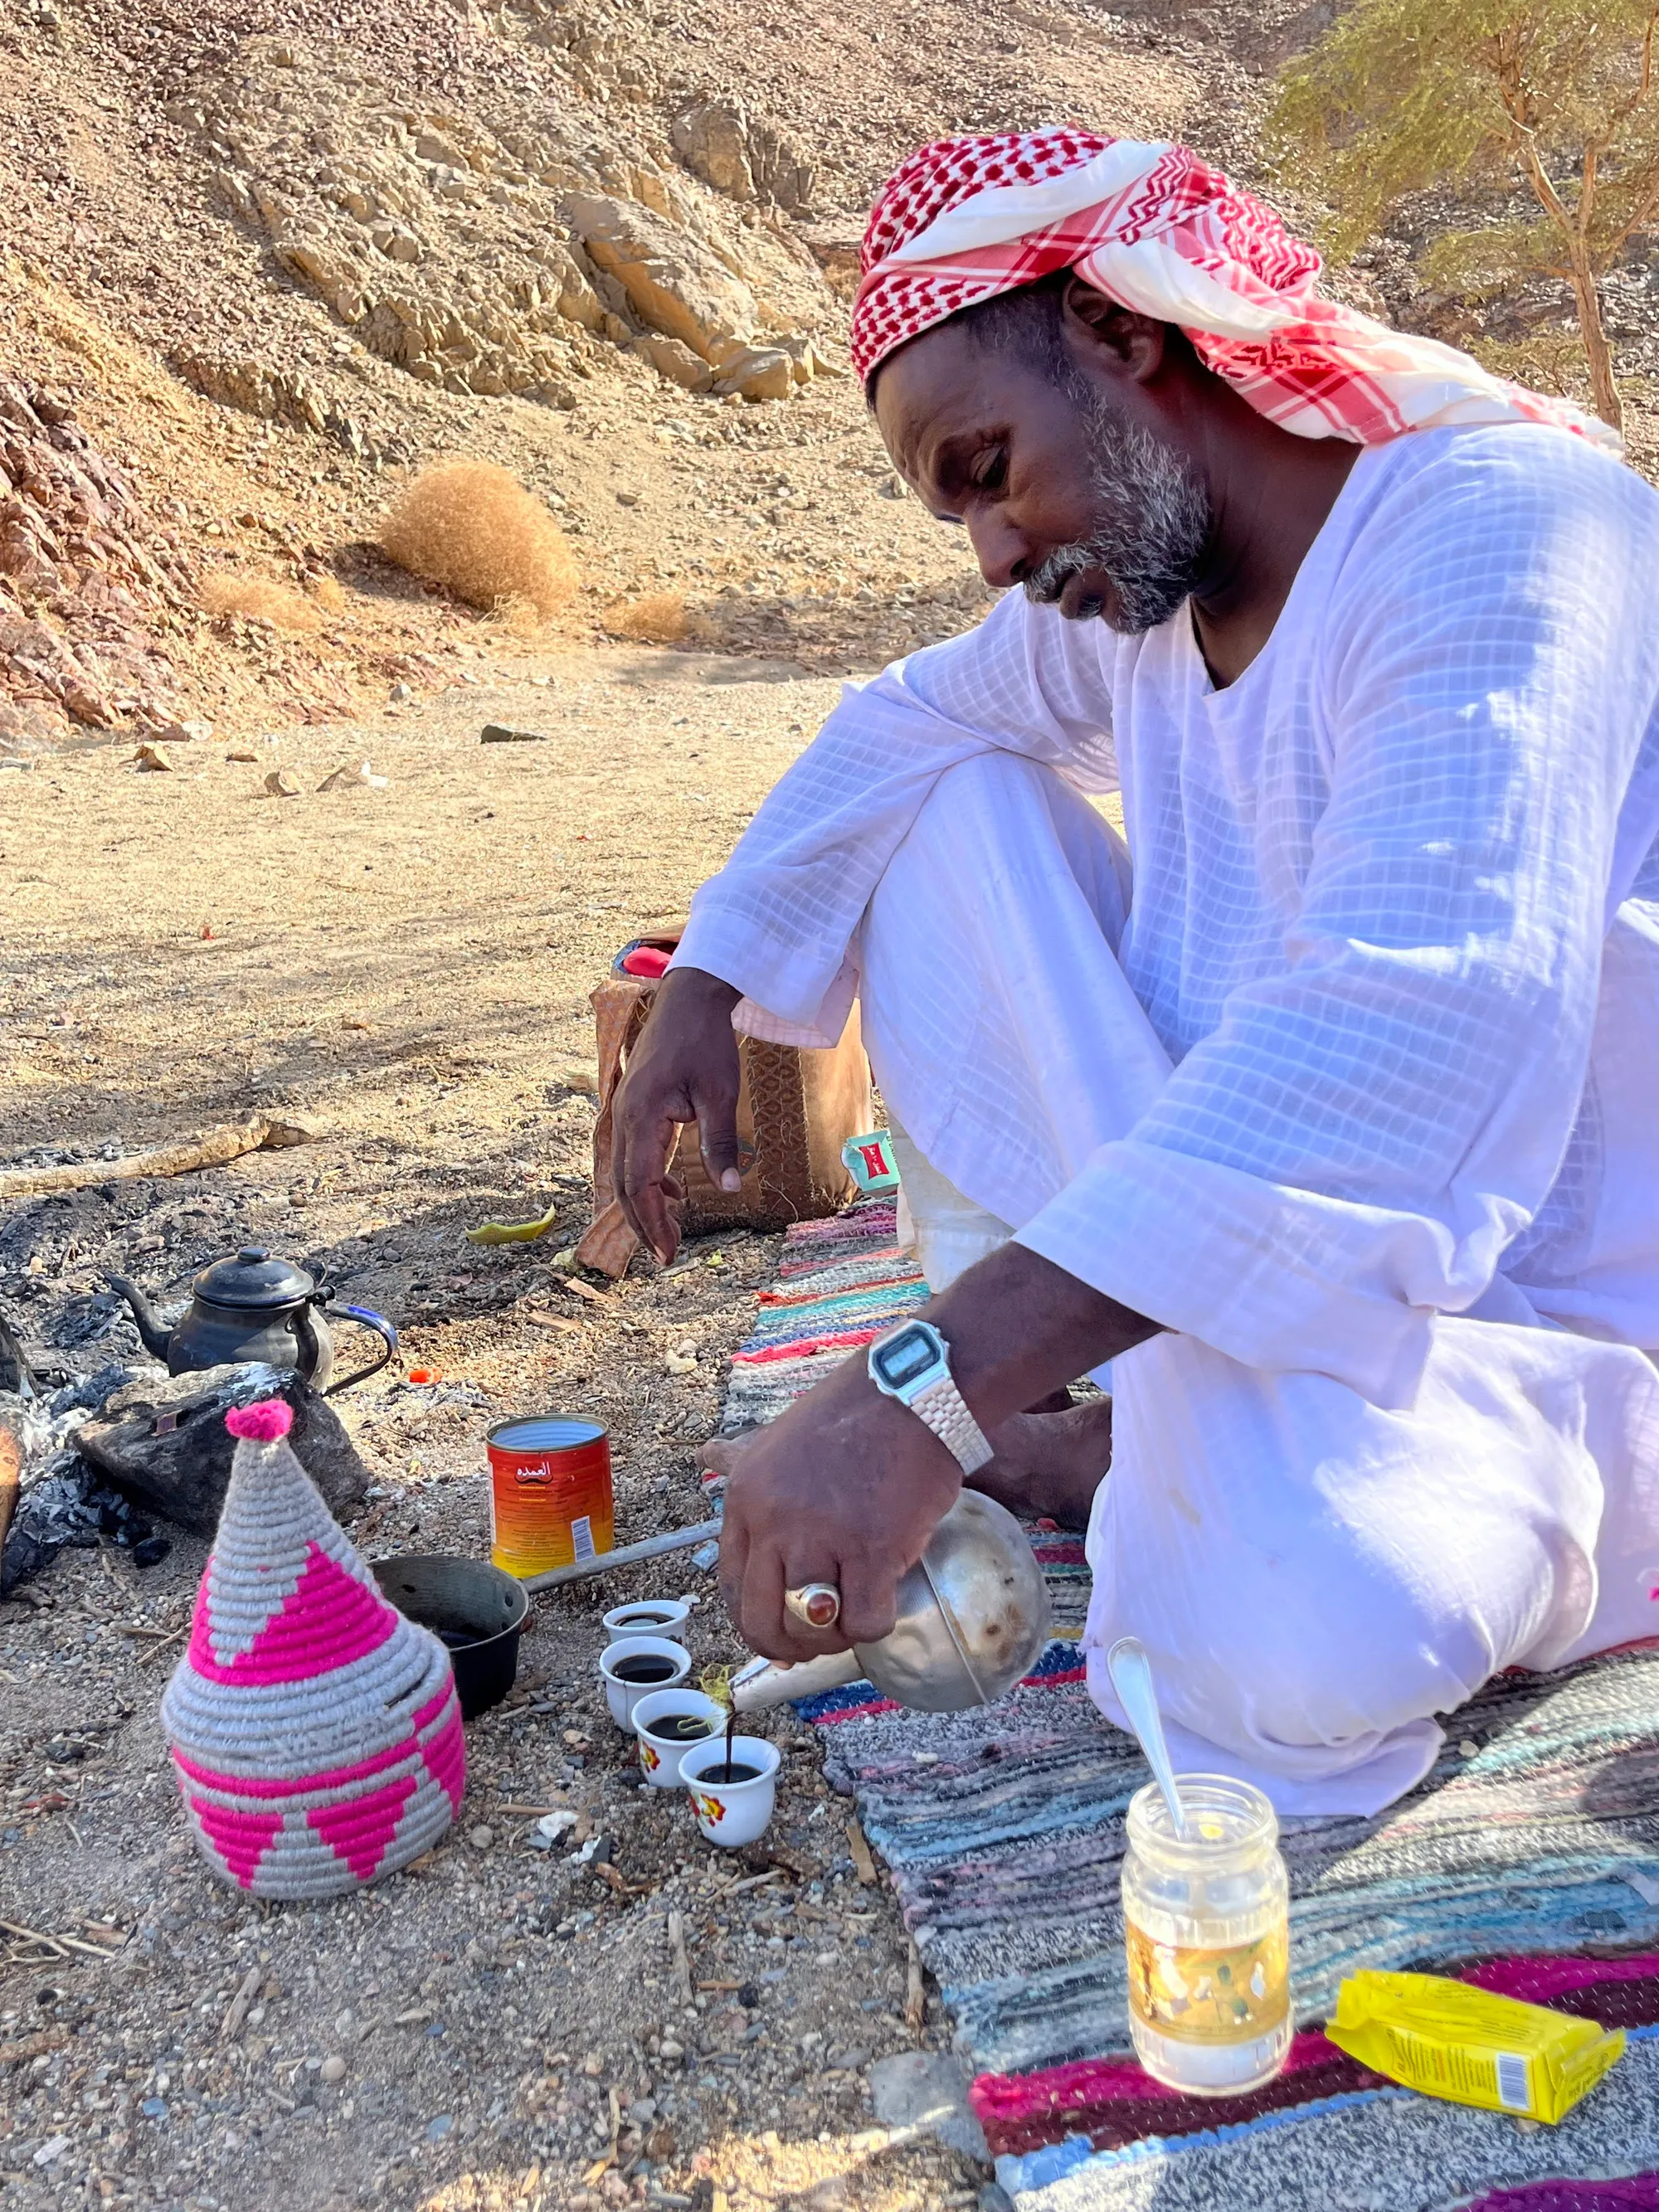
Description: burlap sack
xmin=578 ymin=970 xmax=871 ymax=1276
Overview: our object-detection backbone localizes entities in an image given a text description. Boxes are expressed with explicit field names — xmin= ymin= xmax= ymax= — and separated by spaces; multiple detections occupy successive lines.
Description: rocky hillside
xmin=0 ymin=0 xmax=1211 ymax=744
xmin=0 ymin=376 xmax=199 ymax=746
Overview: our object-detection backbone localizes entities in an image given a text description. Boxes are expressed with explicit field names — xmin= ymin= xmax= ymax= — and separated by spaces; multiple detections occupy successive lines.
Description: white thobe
xmin=674 ymin=423 xmax=1659 ymax=1814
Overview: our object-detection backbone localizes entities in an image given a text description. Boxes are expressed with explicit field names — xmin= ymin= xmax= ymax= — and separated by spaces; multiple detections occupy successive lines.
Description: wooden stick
xmin=667 ymin=1909 xmax=693 ymax=2004
xmin=521 ymin=1518 xmax=722 ymax=1592
xmin=52 ymin=1932 xmax=121 ymax=1960
xmin=1 ymin=1919 xmax=70 ymax=1957
xmin=71 ymin=1918 xmax=126 ymax=1948
xmin=713 ymin=1869 xmax=783 ymax=1898
xmin=846 ymin=1816 xmax=878 ymax=1887
xmin=220 ymin=1963 xmax=261 ymax=2042
xmin=0 ymin=1114 xmax=314 ymax=1202
xmin=906 ymin=1944 xmax=926 ymax=2036
xmin=134 ymin=1626 xmax=188 ymax=1666
xmin=0 ymin=1919 xmax=112 ymax=1962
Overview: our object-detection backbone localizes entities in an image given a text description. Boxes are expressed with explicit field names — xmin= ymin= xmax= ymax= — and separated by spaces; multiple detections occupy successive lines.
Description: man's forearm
xmin=919 ymin=1238 xmax=1160 ymax=1425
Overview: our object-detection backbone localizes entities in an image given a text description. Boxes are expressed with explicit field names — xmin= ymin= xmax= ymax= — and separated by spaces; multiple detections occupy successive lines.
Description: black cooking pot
xmin=371 ymin=1553 xmax=529 ymax=1721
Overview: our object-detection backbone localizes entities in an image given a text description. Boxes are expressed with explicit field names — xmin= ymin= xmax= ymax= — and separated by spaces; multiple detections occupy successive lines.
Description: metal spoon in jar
xmin=1107 ymin=1636 xmax=1190 ymax=1840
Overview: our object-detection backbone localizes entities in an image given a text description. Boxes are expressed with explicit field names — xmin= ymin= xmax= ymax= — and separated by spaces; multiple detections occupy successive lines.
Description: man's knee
xmin=868 ymin=751 xmax=1128 ymax=969
xmin=1156 ymin=1551 xmax=1496 ymax=1762
xmin=880 ymin=751 xmax=1054 ymax=881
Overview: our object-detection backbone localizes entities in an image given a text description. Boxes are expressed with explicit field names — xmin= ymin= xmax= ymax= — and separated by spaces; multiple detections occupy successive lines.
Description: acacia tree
xmin=1271 ymin=0 xmax=1659 ymax=430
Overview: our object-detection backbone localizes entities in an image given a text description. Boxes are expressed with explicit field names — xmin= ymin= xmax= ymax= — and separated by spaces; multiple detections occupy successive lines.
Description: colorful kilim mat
xmin=716 ymin=1198 xmax=933 ymax=1433
xmin=1469 ymin=2177 xmax=1659 ymax=2210
xmin=718 ymin=1202 xmax=1659 ymax=2210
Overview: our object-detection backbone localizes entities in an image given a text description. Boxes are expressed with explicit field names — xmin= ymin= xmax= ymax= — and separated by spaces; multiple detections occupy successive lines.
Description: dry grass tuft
xmin=379 ymin=461 xmax=578 ymax=619
xmin=486 ymin=591 xmax=544 ymax=639
xmin=198 ymin=572 xmax=322 ymax=633
xmin=609 ymin=592 xmax=689 ymax=644
xmin=304 ymin=571 xmax=348 ymax=614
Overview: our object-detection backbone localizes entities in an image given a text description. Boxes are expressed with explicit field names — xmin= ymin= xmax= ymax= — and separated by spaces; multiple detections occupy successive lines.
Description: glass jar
xmin=1121 ymin=1774 xmax=1292 ymax=2095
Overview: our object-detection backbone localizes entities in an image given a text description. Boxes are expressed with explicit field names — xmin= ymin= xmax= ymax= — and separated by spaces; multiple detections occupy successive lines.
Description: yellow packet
xmin=1327 ymin=1970 xmax=1623 ymax=2124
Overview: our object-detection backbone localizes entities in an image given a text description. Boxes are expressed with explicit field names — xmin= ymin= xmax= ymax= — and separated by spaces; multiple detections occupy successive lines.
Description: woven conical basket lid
xmin=161 ymin=1400 xmax=464 ymax=1896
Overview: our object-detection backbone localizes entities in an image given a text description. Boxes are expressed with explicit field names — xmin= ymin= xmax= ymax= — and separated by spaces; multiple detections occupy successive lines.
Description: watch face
xmin=873 ymin=1326 xmax=939 ymax=1392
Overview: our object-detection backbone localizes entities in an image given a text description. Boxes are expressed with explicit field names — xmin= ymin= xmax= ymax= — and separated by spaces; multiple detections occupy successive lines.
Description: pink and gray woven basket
xmin=162 ymin=1400 xmax=465 ymax=1898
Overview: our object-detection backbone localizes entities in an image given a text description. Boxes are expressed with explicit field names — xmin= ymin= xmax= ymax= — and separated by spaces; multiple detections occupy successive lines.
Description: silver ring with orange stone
xmin=783 ymin=1582 xmax=842 ymax=1631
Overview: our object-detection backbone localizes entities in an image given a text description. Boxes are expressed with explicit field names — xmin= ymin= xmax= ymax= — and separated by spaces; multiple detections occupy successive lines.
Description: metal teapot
xmin=732 ymin=1490 xmax=1053 ymax=1715
xmin=109 ymin=1247 xmax=398 ymax=1396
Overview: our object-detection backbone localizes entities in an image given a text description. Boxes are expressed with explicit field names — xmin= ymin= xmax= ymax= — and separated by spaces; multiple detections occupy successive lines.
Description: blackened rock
xmin=75 ymin=1363 xmax=368 ymax=1537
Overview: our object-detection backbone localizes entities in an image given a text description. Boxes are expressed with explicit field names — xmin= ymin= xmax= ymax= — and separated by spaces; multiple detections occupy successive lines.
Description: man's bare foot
xmin=968 ymin=1396 xmax=1112 ymax=1529
xmin=698 ymin=1398 xmax=1110 ymax=1529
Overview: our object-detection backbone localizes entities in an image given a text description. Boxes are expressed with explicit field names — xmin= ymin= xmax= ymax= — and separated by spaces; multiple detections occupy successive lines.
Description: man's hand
xmin=718 ymin=1240 xmax=1162 ymax=1660
xmin=611 ymin=965 xmax=744 ymax=1264
xmin=718 ymin=1352 xmax=964 ymax=1662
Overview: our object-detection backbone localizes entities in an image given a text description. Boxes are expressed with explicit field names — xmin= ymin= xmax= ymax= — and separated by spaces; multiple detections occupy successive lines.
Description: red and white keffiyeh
xmin=852 ymin=131 xmax=1618 ymax=450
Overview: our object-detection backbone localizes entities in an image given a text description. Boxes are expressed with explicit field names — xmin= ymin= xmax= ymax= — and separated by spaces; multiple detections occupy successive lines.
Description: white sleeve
xmin=670 ymin=589 xmax=1119 ymax=1038
xmin=1015 ymin=435 xmax=1659 ymax=1406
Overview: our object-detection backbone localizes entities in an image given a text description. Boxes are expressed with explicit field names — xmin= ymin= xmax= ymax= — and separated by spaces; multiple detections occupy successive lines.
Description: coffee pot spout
xmin=730 ymin=1650 xmax=863 ymax=1712
xmin=107 ymin=1274 xmax=175 ymax=1364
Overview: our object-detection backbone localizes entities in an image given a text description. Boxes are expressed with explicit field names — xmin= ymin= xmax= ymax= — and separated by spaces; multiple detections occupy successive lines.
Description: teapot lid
xmin=194 ymin=1246 xmax=317 ymax=1310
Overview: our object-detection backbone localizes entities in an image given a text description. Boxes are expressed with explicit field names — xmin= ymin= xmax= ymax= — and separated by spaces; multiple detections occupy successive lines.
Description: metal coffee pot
xmin=732 ymin=1490 xmax=1052 ymax=1715
xmin=109 ymin=1247 xmax=398 ymax=1395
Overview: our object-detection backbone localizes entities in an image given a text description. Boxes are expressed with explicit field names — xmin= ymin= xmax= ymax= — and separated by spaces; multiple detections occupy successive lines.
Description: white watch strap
xmin=909 ymin=1369 xmax=995 ymax=1476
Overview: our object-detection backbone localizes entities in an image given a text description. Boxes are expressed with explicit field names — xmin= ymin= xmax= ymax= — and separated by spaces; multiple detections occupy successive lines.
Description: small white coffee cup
xmin=632 ymin=1689 xmax=727 ymax=1787
xmin=599 ymin=1636 xmax=691 ymax=1730
xmin=679 ymin=1735 xmax=781 ymax=1847
xmin=603 ymin=1597 xmax=693 ymax=1643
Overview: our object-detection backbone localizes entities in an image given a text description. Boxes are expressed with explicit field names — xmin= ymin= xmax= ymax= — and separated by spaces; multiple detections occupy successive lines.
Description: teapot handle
xmin=293 ymin=1296 xmax=328 ymax=1388
xmin=324 ymin=1304 xmax=401 ymax=1394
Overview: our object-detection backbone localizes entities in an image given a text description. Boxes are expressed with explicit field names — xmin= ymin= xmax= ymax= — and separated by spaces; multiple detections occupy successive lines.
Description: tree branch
xmin=1603 ymin=9 xmax=1659 ymax=134
xmin=1512 ymin=118 xmax=1578 ymax=236
xmin=1599 ymin=13 xmax=1659 ymax=255
xmin=1610 ymin=168 xmax=1659 ymax=255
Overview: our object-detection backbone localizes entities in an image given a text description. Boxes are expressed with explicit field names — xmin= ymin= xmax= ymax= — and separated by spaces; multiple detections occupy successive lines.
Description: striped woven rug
xmin=718 ymin=1201 xmax=1659 ymax=2210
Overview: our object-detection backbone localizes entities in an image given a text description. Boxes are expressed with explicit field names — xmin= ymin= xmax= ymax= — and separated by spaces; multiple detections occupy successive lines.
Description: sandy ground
xmin=0 ymin=640 xmax=997 ymax=2212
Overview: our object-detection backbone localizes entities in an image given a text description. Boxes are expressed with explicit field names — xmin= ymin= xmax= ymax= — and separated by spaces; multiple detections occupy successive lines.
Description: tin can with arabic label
xmin=486 ymin=1414 xmax=614 ymax=1578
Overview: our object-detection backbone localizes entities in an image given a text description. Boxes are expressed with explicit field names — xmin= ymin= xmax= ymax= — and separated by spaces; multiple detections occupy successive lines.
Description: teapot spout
xmin=730 ymin=1650 xmax=862 ymax=1713
xmin=107 ymin=1274 xmax=174 ymax=1364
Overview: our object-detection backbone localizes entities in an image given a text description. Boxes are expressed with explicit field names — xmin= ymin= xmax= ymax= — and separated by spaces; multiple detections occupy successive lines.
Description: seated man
xmin=611 ymin=132 xmax=1659 ymax=1816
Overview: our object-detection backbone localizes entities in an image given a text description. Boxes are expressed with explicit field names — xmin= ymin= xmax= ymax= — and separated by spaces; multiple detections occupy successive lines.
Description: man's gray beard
xmin=1024 ymin=390 xmax=1211 ymax=634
